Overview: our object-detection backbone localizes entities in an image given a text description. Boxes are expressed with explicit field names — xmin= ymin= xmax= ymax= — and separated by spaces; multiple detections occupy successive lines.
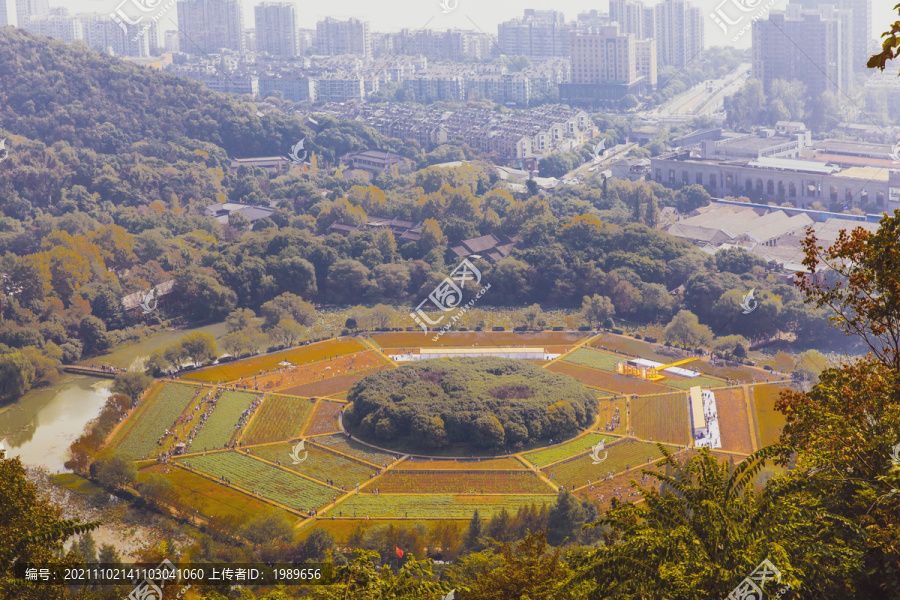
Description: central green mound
xmin=345 ymin=358 xmax=597 ymax=453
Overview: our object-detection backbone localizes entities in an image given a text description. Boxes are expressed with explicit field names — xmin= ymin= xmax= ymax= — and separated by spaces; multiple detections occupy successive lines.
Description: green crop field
xmin=113 ymin=382 xmax=202 ymax=459
xmin=564 ymin=348 xmax=622 ymax=371
xmin=249 ymin=443 xmax=377 ymax=488
xmin=663 ymin=375 xmax=723 ymax=390
xmin=632 ymin=392 xmax=691 ymax=445
xmin=543 ymin=439 xmax=674 ymax=489
xmin=138 ymin=464 xmax=296 ymax=522
xmin=400 ymin=457 xmax=526 ymax=470
xmin=190 ymin=390 xmax=257 ymax=451
xmin=181 ymin=451 xmax=336 ymax=512
xmin=242 ymin=395 xmax=316 ymax=445
xmin=312 ymin=435 xmax=398 ymax=466
xmin=524 ymin=433 xmax=620 ymax=467
xmin=375 ymin=471 xmax=553 ymax=494
xmin=336 ymin=494 xmax=555 ymax=519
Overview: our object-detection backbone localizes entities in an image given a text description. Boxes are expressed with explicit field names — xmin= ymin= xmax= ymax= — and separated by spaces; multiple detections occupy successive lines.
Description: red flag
xmin=395 ymin=546 xmax=404 ymax=558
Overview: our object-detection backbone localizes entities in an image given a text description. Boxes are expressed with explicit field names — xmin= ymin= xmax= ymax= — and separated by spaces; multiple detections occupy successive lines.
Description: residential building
xmin=497 ymin=9 xmax=573 ymax=60
xmin=654 ymin=0 xmax=704 ymax=67
xmin=258 ymin=72 xmax=315 ymax=102
xmin=325 ymin=216 xmax=424 ymax=243
xmin=753 ymin=8 xmax=846 ymax=97
xmin=21 ymin=12 xmax=81 ymax=44
xmin=16 ymin=0 xmax=46 ymax=24
xmin=339 ymin=150 xmax=415 ymax=175
xmin=561 ymin=26 xmax=656 ymax=104
xmin=0 ymin=0 xmax=13 ymax=26
xmin=447 ymin=233 xmax=522 ymax=264
xmin=609 ymin=0 xmax=648 ymax=38
xmin=254 ymin=2 xmax=297 ymax=57
xmin=315 ymin=74 xmax=366 ymax=102
xmin=176 ymin=0 xmax=244 ymax=55
xmin=796 ymin=0 xmax=870 ymax=72
xmin=316 ymin=17 xmax=371 ymax=58
xmin=80 ymin=13 xmax=154 ymax=57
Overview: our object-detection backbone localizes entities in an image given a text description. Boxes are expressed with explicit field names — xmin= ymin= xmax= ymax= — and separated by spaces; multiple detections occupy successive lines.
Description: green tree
xmin=0 ymin=450 xmax=99 ymax=599
xmin=259 ymin=292 xmax=316 ymax=328
xmin=523 ymin=303 xmax=543 ymax=329
xmin=225 ymin=308 xmax=261 ymax=333
xmin=463 ymin=509 xmax=485 ymax=553
xmin=664 ymin=309 xmax=713 ymax=348
xmin=79 ymin=315 xmax=109 ymax=355
xmin=91 ymin=451 xmax=137 ymax=492
xmin=136 ymin=473 xmax=175 ymax=511
xmin=0 ymin=351 xmax=35 ymax=403
xmin=369 ymin=304 xmax=397 ymax=329
xmin=76 ymin=531 xmax=98 ymax=563
xmin=269 ymin=318 xmax=304 ymax=347
xmin=111 ymin=372 xmax=153 ymax=404
xmin=580 ymin=294 xmax=615 ymax=328
xmin=179 ymin=331 xmax=217 ymax=366
xmin=546 ymin=490 xmax=586 ymax=546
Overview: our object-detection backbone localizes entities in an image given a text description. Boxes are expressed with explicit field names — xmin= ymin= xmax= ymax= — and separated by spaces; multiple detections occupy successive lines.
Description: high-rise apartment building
xmin=81 ymin=13 xmax=152 ymax=57
xmin=16 ymin=0 xmax=47 ymax=25
xmin=497 ymin=9 xmax=573 ymax=60
xmin=654 ymin=0 xmax=704 ymax=67
xmin=254 ymin=2 xmax=296 ymax=57
xmin=177 ymin=0 xmax=244 ymax=55
xmin=571 ymin=26 xmax=636 ymax=85
xmin=316 ymin=17 xmax=371 ymax=58
xmin=21 ymin=12 xmax=80 ymax=43
xmin=795 ymin=0 xmax=870 ymax=72
xmin=753 ymin=9 xmax=846 ymax=98
xmin=609 ymin=0 xmax=648 ymax=39
xmin=0 ymin=0 xmax=14 ymax=26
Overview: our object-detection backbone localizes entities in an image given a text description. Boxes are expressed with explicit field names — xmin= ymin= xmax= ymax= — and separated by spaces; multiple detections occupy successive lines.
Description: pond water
xmin=0 ymin=322 xmax=226 ymax=472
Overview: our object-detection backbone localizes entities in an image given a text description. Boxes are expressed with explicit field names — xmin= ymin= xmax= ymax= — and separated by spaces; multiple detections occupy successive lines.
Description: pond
xmin=0 ymin=322 xmax=227 ymax=472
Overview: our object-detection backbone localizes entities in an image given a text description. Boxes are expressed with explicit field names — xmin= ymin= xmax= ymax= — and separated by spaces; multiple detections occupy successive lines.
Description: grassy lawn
xmin=376 ymin=470 xmax=553 ymax=494
xmin=312 ymin=435 xmax=398 ymax=466
xmin=563 ymin=348 xmax=623 ymax=371
xmin=249 ymin=442 xmax=377 ymax=489
xmin=663 ymin=375 xmax=724 ymax=390
xmin=544 ymin=439 xmax=676 ymax=489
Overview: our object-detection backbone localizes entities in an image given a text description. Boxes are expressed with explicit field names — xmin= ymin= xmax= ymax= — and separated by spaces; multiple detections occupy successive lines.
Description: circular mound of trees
xmin=344 ymin=358 xmax=597 ymax=453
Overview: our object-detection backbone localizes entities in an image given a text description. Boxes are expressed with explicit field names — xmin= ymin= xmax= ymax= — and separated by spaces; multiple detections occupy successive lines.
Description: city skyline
xmin=40 ymin=0 xmax=895 ymax=51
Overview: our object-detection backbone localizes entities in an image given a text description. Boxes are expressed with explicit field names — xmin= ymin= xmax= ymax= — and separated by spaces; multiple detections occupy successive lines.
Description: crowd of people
xmin=184 ymin=389 xmax=224 ymax=451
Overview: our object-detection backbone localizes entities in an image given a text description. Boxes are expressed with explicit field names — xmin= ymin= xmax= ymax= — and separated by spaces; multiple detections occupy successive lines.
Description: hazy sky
xmin=57 ymin=0 xmax=897 ymax=52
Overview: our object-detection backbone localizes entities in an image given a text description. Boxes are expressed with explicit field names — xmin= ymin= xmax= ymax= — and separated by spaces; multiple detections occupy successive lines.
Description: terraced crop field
xmin=180 ymin=451 xmax=336 ymax=512
xmin=590 ymin=335 xmax=674 ymax=363
xmin=563 ymin=348 xmax=622 ymax=371
xmin=400 ymin=457 xmax=526 ymax=470
xmin=547 ymin=361 xmax=673 ymax=395
xmin=663 ymin=375 xmax=723 ymax=390
xmin=190 ymin=391 xmax=257 ymax=451
xmin=370 ymin=331 xmax=586 ymax=350
xmin=312 ymin=434 xmax=398 ymax=466
xmin=713 ymin=388 xmax=754 ymax=454
xmin=112 ymin=382 xmax=203 ymax=459
xmin=631 ymin=392 xmax=691 ymax=445
xmin=753 ymin=384 xmax=790 ymax=447
xmin=524 ymin=433 xmax=619 ymax=467
xmin=241 ymin=395 xmax=316 ymax=445
xmin=303 ymin=401 xmax=345 ymax=436
xmin=137 ymin=464 xmax=295 ymax=522
xmin=543 ymin=439 xmax=674 ymax=489
xmin=182 ymin=338 xmax=365 ymax=383
xmin=375 ymin=470 xmax=552 ymax=494
xmin=249 ymin=443 xmax=376 ymax=488
xmin=336 ymin=494 xmax=555 ymax=519
xmin=283 ymin=364 xmax=390 ymax=397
